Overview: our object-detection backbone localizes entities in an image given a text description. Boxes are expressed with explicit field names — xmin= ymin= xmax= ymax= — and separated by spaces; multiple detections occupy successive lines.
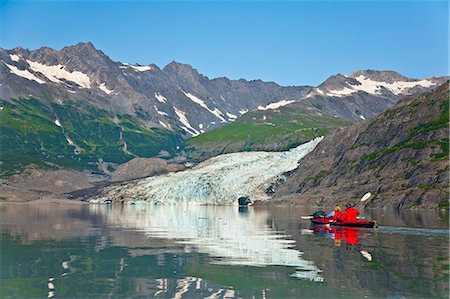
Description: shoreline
xmin=0 ymin=195 xmax=447 ymax=211
xmin=1 ymin=171 xmax=447 ymax=210
xmin=0 ymin=197 xmax=89 ymax=205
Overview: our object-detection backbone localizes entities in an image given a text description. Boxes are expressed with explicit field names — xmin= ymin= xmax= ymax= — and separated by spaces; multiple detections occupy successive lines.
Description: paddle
xmin=301 ymin=192 xmax=372 ymax=220
xmin=360 ymin=250 xmax=373 ymax=262
xmin=359 ymin=192 xmax=372 ymax=204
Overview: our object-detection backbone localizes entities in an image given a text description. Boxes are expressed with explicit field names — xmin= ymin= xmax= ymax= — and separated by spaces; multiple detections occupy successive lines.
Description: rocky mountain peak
xmin=317 ymin=73 xmax=359 ymax=90
xmin=60 ymin=42 xmax=106 ymax=60
xmin=162 ymin=61 xmax=209 ymax=91
xmin=63 ymin=41 xmax=97 ymax=53
xmin=163 ymin=61 xmax=200 ymax=77
xmin=350 ymin=70 xmax=410 ymax=83
xmin=10 ymin=47 xmax=30 ymax=56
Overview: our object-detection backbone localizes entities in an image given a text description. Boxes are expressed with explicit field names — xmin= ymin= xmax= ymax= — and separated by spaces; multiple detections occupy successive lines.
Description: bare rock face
xmin=273 ymin=82 xmax=449 ymax=209
xmin=110 ymin=158 xmax=169 ymax=182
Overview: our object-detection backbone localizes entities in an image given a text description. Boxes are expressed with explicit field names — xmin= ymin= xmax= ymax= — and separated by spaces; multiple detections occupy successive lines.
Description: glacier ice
xmin=96 ymin=137 xmax=323 ymax=205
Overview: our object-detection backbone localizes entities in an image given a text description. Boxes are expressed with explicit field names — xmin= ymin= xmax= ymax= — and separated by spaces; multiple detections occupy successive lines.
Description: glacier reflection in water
xmin=96 ymin=137 xmax=323 ymax=205
xmin=91 ymin=204 xmax=324 ymax=282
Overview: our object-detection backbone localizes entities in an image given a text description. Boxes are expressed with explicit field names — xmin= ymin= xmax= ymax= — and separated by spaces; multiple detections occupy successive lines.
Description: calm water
xmin=0 ymin=203 xmax=448 ymax=298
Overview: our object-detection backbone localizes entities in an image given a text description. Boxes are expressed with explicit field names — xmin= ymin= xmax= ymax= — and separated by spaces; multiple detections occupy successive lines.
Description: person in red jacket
xmin=338 ymin=201 xmax=360 ymax=222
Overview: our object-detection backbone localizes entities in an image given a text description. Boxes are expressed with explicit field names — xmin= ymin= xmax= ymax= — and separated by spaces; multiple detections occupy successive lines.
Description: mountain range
xmin=0 ymin=42 xmax=447 ymax=175
xmin=0 ymin=42 xmax=311 ymax=136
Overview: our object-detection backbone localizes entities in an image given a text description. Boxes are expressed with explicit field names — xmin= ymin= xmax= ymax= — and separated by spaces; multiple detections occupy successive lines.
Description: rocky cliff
xmin=272 ymin=82 xmax=449 ymax=209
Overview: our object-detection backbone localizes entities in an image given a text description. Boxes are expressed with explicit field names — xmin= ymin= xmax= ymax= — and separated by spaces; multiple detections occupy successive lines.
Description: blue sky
xmin=0 ymin=1 xmax=448 ymax=86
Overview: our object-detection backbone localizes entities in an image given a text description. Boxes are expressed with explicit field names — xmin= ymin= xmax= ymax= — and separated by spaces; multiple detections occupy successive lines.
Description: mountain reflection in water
xmin=90 ymin=204 xmax=323 ymax=282
xmin=0 ymin=203 xmax=448 ymax=298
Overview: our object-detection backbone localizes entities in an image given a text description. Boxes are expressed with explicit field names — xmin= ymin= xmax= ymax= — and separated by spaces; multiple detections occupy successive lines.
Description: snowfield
xmin=154 ymin=92 xmax=167 ymax=103
xmin=3 ymin=62 xmax=45 ymax=84
xmin=181 ymin=90 xmax=227 ymax=122
xmin=173 ymin=106 xmax=200 ymax=136
xmin=98 ymin=83 xmax=113 ymax=94
xmin=257 ymin=99 xmax=295 ymax=110
xmin=327 ymin=75 xmax=436 ymax=97
xmin=26 ymin=60 xmax=91 ymax=88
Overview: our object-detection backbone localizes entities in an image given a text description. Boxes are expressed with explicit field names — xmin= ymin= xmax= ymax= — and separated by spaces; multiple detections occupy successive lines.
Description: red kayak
xmin=311 ymin=217 xmax=377 ymax=228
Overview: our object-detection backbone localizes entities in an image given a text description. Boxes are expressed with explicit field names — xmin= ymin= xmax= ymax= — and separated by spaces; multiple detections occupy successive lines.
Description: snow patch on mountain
xmin=181 ymin=90 xmax=227 ymax=122
xmin=3 ymin=62 xmax=45 ymax=84
xmin=327 ymin=75 xmax=436 ymax=97
xmin=159 ymin=120 xmax=169 ymax=129
xmin=226 ymin=112 xmax=237 ymax=121
xmin=122 ymin=63 xmax=152 ymax=72
xmin=154 ymin=106 xmax=168 ymax=116
xmin=258 ymin=100 xmax=295 ymax=110
xmin=356 ymin=75 xmax=435 ymax=94
xmin=154 ymin=93 xmax=167 ymax=103
xmin=54 ymin=119 xmax=62 ymax=127
xmin=98 ymin=83 xmax=113 ymax=94
xmin=9 ymin=54 xmax=20 ymax=62
xmin=26 ymin=60 xmax=91 ymax=88
xmin=239 ymin=109 xmax=248 ymax=115
xmin=173 ymin=106 xmax=200 ymax=136
xmin=326 ymin=86 xmax=357 ymax=97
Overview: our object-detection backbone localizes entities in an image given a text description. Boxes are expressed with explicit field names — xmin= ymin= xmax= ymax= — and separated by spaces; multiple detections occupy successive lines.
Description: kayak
xmin=311 ymin=217 xmax=377 ymax=228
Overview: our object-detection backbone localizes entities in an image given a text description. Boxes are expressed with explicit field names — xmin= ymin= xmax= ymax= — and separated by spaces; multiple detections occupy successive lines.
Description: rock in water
xmin=238 ymin=196 xmax=252 ymax=206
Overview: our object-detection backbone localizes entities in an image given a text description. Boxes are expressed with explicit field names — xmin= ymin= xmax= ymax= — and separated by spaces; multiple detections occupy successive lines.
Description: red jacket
xmin=339 ymin=207 xmax=360 ymax=222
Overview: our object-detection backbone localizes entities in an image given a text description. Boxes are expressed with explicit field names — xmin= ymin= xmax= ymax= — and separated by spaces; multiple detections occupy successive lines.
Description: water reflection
xmin=90 ymin=204 xmax=324 ymax=282
xmin=0 ymin=203 xmax=101 ymax=241
xmin=309 ymin=225 xmax=376 ymax=263
xmin=310 ymin=225 xmax=367 ymax=246
xmin=0 ymin=203 xmax=448 ymax=298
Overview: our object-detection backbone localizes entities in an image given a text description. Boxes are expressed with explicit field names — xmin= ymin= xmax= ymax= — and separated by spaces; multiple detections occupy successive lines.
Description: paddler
xmin=337 ymin=201 xmax=360 ymax=222
xmin=326 ymin=205 xmax=343 ymax=220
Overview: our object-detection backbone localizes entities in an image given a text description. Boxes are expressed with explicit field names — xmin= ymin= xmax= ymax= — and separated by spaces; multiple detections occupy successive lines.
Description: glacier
xmin=95 ymin=137 xmax=323 ymax=205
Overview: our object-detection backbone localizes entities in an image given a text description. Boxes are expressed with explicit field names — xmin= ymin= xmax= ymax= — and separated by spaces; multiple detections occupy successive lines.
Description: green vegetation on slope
xmin=0 ymin=98 xmax=183 ymax=176
xmin=185 ymin=106 xmax=349 ymax=160
xmin=361 ymin=97 xmax=449 ymax=163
